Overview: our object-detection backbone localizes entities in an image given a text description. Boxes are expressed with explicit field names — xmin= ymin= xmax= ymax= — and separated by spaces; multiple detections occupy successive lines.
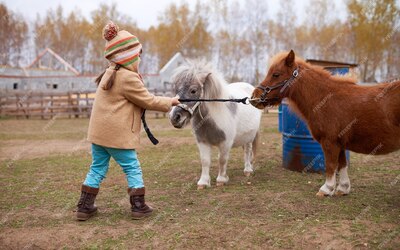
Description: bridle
xmin=175 ymin=73 xmax=209 ymax=118
xmin=176 ymin=101 xmax=201 ymax=116
xmin=256 ymin=67 xmax=299 ymax=103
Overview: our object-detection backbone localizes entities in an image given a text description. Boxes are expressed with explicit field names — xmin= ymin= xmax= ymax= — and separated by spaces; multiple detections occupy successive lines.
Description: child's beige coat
xmin=88 ymin=64 xmax=172 ymax=149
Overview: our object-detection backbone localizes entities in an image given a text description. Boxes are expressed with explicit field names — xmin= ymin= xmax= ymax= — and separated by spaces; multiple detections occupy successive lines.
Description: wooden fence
xmin=0 ymin=89 xmax=173 ymax=119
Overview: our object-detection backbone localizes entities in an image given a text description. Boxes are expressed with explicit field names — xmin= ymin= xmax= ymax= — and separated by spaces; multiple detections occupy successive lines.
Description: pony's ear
xmin=285 ymin=50 xmax=295 ymax=67
xmin=202 ymin=73 xmax=212 ymax=85
xmin=205 ymin=73 xmax=212 ymax=82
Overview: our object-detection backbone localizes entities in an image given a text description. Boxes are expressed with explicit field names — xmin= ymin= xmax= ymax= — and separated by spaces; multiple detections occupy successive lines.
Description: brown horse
xmin=251 ymin=50 xmax=400 ymax=197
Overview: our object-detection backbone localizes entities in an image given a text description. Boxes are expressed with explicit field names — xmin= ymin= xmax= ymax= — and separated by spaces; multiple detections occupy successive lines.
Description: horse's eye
xmin=190 ymin=89 xmax=197 ymax=94
xmin=273 ymin=73 xmax=280 ymax=78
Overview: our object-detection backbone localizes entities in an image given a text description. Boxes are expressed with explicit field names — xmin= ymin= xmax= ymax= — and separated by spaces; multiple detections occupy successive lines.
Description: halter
xmin=256 ymin=67 xmax=299 ymax=102
xmin=177 ymin=101 xmax=201 ymax=116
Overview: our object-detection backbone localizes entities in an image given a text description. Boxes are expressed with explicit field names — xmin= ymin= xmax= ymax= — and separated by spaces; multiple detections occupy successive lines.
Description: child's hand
xmin=171 ymin=97 xmax=180 ymax=106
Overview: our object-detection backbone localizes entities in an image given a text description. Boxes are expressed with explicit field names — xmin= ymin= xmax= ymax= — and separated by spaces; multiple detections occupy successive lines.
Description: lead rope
xmin=141 ymin=109 xmax=159 ymax=145
xmin=142 ymin=97 xmax=250 ymax=145
xmin=178 ymin=97 xmax=249 ymax=104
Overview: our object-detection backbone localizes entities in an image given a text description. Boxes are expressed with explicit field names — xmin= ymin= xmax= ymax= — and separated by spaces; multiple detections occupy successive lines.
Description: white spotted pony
xmin=169 ymin=61 xmax=262 ymax=189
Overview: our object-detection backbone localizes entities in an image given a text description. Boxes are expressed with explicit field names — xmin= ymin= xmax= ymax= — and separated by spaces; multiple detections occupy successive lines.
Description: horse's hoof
xmin=334 ymin=190 xmax=349 ymax=196
xmin=244 ymin=172 xmax=252 ymax=177
xmin=316 ymin=191 xmax=329 ymax=198
xmin=197 ymin=185 xmax=206 ymax=190
xmin=216 ymin=182 xmax=225 ymax=187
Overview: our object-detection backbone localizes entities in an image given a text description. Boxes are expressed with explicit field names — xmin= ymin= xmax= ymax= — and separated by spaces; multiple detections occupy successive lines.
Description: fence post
xmin=0 ymin=95 xmax=2 ymax=117
xmin=26 ymin=93 xmax=30 ymax=119
xmin=16 ymin=93 xmax=20 ymax=119
xmin=40 ymin=92 xmax=44 ymax=119
xmin=50 ymin=94 xmax=54 ymax=119
xmin=68 ymin=92 xmax=72 ymax=119
xmin=85 ymin=92 xmax=90 ymax=118
xmin=76 ymin=92 xmax=81 ymax=118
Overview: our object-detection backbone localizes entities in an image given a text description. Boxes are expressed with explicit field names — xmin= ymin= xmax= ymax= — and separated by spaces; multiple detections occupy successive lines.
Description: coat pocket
xmin=131 ymin=106 xmax=142 ymax=133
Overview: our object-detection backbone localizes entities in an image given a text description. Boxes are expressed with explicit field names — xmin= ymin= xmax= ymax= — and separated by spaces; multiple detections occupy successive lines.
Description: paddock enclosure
xmin=0 ymin=89 xmax=172 ymax=119
xmin=0 ymin=114 xmax=399 ymax=249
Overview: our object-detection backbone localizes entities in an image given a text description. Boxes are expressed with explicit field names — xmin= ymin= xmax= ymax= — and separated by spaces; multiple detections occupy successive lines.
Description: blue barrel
xmin=278 ymin=105 xmax=283 ymax=132
xmin=326 ymin=67 xmax=349 ymax=75
xmin=281 ymin=99 xmax=350 ymax=172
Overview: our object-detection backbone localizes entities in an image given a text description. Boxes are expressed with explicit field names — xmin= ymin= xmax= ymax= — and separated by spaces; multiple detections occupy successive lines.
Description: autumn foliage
xmin=0 ymin=0 xmax=399 ymax=83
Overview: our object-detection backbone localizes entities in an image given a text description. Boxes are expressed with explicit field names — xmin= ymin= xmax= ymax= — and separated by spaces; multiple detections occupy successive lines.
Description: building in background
xmin=0 ymin=50 xmax=185 ymax=92
xmin=0 ymin=48 xmax=96 ymax=92
xmin=143 ymin=52 xmax=186 ymax=90
xmin=306 ymin=59 xmax=359 ymax=81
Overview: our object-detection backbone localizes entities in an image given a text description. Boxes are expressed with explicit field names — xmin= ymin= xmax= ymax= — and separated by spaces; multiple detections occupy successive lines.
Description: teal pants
xmin=83 ymin=144 xmax=144 ymax=189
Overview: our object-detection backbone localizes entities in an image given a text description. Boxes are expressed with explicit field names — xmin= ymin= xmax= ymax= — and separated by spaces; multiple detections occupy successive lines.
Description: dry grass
xmin=0 ymin=114 xmax=399 ymax=249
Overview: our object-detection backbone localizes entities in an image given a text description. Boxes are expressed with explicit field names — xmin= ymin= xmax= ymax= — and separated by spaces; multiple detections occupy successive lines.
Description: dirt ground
xmin=0 ymin=115 xmax=399 ymax=249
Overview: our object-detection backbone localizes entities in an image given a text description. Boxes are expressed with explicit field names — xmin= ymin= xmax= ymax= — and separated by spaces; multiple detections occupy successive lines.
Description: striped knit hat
xmin=103 ymin=21 xmax=142 ymax=71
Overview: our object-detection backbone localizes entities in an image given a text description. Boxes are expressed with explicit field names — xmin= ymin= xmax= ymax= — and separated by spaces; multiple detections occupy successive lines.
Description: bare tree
xmin=0 ymin=3 xmax=28 ymax=66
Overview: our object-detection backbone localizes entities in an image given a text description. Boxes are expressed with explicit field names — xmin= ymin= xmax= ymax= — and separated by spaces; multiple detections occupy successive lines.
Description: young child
xmin=76 ymin=21 xmax=180 ymax=221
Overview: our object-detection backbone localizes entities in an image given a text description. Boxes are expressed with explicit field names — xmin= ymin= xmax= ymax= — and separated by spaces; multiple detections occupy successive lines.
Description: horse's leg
xmin=335 ymin=149 xmax=351 ymax=196
xmin=243 ymin=142 xmax=253 ymax=177
xmin=216 ymin=142 xmax=231 ymax=187
xmin=197 ymin=143 xmax=212 ymax=190
xmin=317 ymin=141 xmax=340 ymax=197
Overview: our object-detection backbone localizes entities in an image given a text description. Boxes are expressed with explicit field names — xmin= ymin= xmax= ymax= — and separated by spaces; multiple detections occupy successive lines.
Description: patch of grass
xmin=0 ymin=115 xmax=399 ymax=249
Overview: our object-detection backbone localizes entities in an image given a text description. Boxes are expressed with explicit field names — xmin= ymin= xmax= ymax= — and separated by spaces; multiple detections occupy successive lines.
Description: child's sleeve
xmin=122 ymin=76 xmax=172 ymax=112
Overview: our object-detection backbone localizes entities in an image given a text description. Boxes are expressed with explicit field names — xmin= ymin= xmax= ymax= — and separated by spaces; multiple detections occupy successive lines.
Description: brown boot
xmin=128 ymin=187 xmax=153 ymax=220
xmin=76 ymin=185 xmax=99 ymax=221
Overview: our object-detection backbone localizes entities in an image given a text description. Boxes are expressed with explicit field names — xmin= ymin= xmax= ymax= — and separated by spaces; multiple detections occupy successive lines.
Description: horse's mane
xmin=270 ymin=52 xmax=357 ymax=85
xmin=172 ymin=59 xmax=228 ymax=98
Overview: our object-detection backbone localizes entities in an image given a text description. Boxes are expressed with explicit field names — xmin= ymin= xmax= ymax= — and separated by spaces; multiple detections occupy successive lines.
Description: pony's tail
xmin=95 ymin=64 xmax=121 ymax=90
xmin=251 ymin=131 xmax=259 ymax=164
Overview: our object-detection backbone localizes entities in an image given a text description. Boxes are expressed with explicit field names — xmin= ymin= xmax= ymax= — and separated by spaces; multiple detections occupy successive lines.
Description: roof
xmin=306 ymin=59 xmax=358 ymax=68
xmin=27 ymin=48 xmax=80 ymax=75
xmin=160 ymin=52 xmax=185 ymax=74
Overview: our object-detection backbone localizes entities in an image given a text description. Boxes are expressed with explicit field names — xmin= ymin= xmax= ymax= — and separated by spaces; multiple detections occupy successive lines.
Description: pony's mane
xmin=270 ymin=52 xmax=357 ymax=85
xmin=172 ymin=59 xmax=228 ymax=98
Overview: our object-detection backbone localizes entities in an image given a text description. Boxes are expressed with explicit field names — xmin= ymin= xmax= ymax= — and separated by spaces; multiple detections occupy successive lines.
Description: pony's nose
xmin=174 ymin=113 xmax=182 ymax=123
xmin=249 ymin=98 xmax=259 ymax=107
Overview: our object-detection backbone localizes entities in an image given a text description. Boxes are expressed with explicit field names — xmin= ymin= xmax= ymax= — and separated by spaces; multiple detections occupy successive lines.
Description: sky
xmin=4 ymin=0 xmax=190 ymax=28
xmin=3 ymin=0 xmax=349 ymax=29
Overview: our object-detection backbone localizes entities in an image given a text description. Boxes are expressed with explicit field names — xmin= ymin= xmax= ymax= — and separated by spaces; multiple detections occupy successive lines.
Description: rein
xmin=178 ymin=97 xmax=249 ymax=104
xmin=144 ymin=97 xmax=250 ymax=145
xmin=177 ymin=97 xmax=249 ymax=116
xmin=142 ymin=71 xmax=299 ymax=145
xmin=141 ymin=110 xmax=159 ymax=145
xmin=141 ymin=66 xmax=299 ymax=145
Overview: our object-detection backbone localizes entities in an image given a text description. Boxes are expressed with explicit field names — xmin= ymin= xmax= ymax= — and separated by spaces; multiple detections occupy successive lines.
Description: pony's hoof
xmin=316 ymin=191 xmax=329 ymax=198
xmin=216 ymin=182 xmax=225 ymax=187
xmin=334 ymin=190 xmax=349 ymax=196
xmin=197 ymin=185 xmax=207 ymax=190
xmin=244 ymin=171 xmax=252 ymax=177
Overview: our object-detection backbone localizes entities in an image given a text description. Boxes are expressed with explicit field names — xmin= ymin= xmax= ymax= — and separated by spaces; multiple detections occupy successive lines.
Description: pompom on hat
xmin=102 ymin=21 xmax=142 ymax=71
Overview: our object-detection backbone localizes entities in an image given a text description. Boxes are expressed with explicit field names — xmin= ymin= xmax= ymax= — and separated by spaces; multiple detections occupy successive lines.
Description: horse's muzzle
xmin=250 ymin=89 xmax=267 ymax=110
xmin=169 ymin=107 xmax=190 ymax=128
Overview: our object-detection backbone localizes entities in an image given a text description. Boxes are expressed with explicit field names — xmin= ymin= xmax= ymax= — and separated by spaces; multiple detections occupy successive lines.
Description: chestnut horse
xmin=251 ymin=50 xmax=400 ymax=197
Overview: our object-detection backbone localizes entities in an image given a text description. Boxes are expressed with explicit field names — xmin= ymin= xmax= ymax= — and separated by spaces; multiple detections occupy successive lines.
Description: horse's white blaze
xmin=337 ymin=166 xmax=351 ymax=194
xmin=319 ymin=173 xmax=336 ymax=196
